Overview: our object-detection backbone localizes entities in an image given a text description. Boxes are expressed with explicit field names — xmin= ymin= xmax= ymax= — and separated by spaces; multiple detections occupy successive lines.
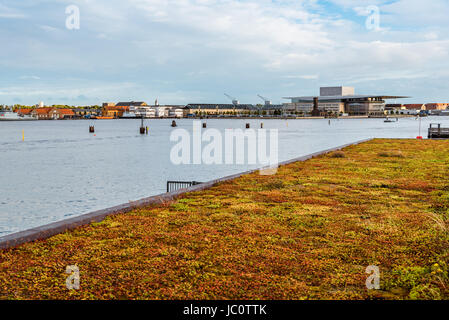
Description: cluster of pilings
xmin=89 ymin=120 xmax=269 ymax=135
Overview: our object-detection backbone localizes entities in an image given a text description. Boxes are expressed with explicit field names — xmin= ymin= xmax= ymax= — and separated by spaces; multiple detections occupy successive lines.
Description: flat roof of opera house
xmin=283 ymin=95 xmax=409 ymax=102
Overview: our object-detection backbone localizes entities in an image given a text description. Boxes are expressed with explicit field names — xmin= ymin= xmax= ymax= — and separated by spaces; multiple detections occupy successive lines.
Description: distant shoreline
xmin=91 ymin=114 xmax=423 ymax=120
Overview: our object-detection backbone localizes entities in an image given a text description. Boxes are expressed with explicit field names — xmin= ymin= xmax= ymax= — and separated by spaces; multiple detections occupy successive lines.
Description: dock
xmin=428 ymin=123 xmax=449 ymax=139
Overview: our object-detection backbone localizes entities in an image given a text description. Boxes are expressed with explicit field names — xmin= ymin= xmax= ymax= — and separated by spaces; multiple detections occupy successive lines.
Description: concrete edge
xmin=0 ymin=138 xmax=373 ymax=250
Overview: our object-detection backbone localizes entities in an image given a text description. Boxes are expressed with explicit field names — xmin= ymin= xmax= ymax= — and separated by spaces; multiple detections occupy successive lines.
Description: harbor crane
xmin=257 ymin=94 xmax=272 ymax=106
xmin=224 ymin=93 xmax=239 ymax=106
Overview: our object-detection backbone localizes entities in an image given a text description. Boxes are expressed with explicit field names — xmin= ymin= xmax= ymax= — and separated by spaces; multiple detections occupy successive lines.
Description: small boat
xmin=96 ymin=116 xmax=114 ymax=120
xmin=384 ymin=117 xmax=398 ymax=123
xmin=120 ymin=112 xmax=137 ymax=119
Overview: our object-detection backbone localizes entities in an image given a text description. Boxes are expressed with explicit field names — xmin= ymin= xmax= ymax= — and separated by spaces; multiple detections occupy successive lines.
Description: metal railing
xmin=167 ymin=181 xmax=202 ymax=193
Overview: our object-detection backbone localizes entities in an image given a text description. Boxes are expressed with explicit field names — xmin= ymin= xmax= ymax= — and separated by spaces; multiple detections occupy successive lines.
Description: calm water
xmin=1 ymin=117 xmax=448 ymax=236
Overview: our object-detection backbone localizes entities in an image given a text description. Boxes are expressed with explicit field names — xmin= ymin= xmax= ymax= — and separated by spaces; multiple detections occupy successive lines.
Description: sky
xmin=0 ymin=0 xmax=448 ymax=106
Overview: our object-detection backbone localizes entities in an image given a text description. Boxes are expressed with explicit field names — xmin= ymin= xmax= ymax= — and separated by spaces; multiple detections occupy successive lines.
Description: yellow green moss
xmin=1 ymin=139 xmax=448 ymax=300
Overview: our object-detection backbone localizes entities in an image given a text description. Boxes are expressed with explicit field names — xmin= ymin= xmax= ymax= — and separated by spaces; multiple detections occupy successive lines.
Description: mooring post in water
xmin=246 ymin=123 xmax=250 ymax=129
xmin=202 ymin=122 xmax=207 ymax=128
xmin=172 ymin=120 xmax=177 ymax=127
xmin=146 ymin=126 xmax=148 ymax=135
xmin=140 ymin=116 xmax=145 ymax=134
xmin=260 ymin=122 xmax=264 ymax=129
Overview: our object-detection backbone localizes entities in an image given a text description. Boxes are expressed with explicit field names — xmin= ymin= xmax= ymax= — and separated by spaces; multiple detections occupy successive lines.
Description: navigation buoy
xmin=22 ymin=130 xmax=24 ymax=141
xmin=246 ymin=123 xmax=250 ymax=129
xmin=171 ymin=120 xmax=177 ymax=127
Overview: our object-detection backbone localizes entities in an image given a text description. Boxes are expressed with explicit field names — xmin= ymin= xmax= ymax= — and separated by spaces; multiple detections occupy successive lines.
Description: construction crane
xmin=224 ymin=93 xmax=239 ymax=106
xmin=257 ymin=94 xmax=272 ymax=106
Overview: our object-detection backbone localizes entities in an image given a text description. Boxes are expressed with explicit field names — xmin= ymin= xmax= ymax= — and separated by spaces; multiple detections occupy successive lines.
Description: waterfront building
xmin=386 ymin=103 xmax=448 ymax=114
xmin=134 ymin=106 xmax=156 ymax=118
xmin=116 ymin=101 xmax=147 ymax=109
xmin=31 ymin=107 xmax=53 ymax=120
xmin=49 ymin=108 xmax=75 ymax=120
xmin=185 ymin=104 xmax=253 ymax=116
xmin=155 ymin=106 xmax=169 ymax=118
xmin=72 ymin=108 xmax=99 ymax=118
xmin=385 ymin=104 xmax=403 ymax=111
xmin=283 ymin=86 xmax=407 ymax=116
xmin=425 ymin=103 xmax=449 ymax=111
xmin=16 ymin=109 xmax=33 ymax=116
xmin=175 ymin=107 xmax=190 ymax=118
xmin=403 ymin=104 xmax=426 ymax=111
xmin=101 ymin=101 xmax=147 ymax=118
xmin=102 ymin=106 xmax=127 ymax=118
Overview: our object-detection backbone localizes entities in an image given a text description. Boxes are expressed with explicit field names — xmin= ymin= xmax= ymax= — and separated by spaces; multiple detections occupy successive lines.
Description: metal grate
xmin=167 ymin=181 xmax=202 ymax=193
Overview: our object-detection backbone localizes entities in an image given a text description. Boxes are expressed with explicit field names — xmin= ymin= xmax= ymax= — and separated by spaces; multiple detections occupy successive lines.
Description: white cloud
xmin=0 ymin=0 xmax=449 ymax=104
xmin=0 ymin=4 xmax=26 ymax=19
xmin=19 ymin=75 xmax=41 ymax=80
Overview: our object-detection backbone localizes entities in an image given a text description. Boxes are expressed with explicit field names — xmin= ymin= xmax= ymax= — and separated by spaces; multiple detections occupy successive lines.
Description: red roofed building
xmin=31 ymin=107 xmax=54 ymax=120
xmin=16 ymin=109 xmax=33 ymax=116
xmin=425 ymin=103 xmax=449 ymax=110
xmin=49 ymin=108 xmax=75 ymax=120
xmin=402 ymin=104 xmax=425 ymax=110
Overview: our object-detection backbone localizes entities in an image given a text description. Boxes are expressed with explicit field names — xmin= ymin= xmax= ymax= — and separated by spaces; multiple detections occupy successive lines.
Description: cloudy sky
xmin=0 ymin=0 xmax=448 ymax=105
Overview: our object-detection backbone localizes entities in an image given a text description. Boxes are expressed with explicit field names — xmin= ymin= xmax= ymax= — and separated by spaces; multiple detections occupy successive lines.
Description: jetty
xmin=428 ymin=123 xmax=449 ymax=139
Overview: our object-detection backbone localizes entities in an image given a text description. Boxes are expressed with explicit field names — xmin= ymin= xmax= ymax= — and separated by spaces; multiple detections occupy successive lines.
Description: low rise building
xmin=403 ymin=104 xmax=425 ymax=111
xmin=284 ymin=86 xmax=408 ymax=116
xmin=31 ymin=107 xmax=53 ymax=120
xmin=72 ymin=108 xmax=99 ymax=118
xmin=102 ymin=101 xmax=147 ymax=118
xmin=425 ymin=103 xmax=449 ymax=111
xmin=134 ymin=106 xmax=156 ymax=118
xmin=186 ymin=104 xmax=253 ymax=116
xmin=102 ymin=107 xmax=126 ymax=118
xmin=49 ymin=108 xmax=75 ymax=120
xmin=175 ymin=107 xmax=190 ymax=118
xmin=16 ymin=109 xmax=33 ymax=116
